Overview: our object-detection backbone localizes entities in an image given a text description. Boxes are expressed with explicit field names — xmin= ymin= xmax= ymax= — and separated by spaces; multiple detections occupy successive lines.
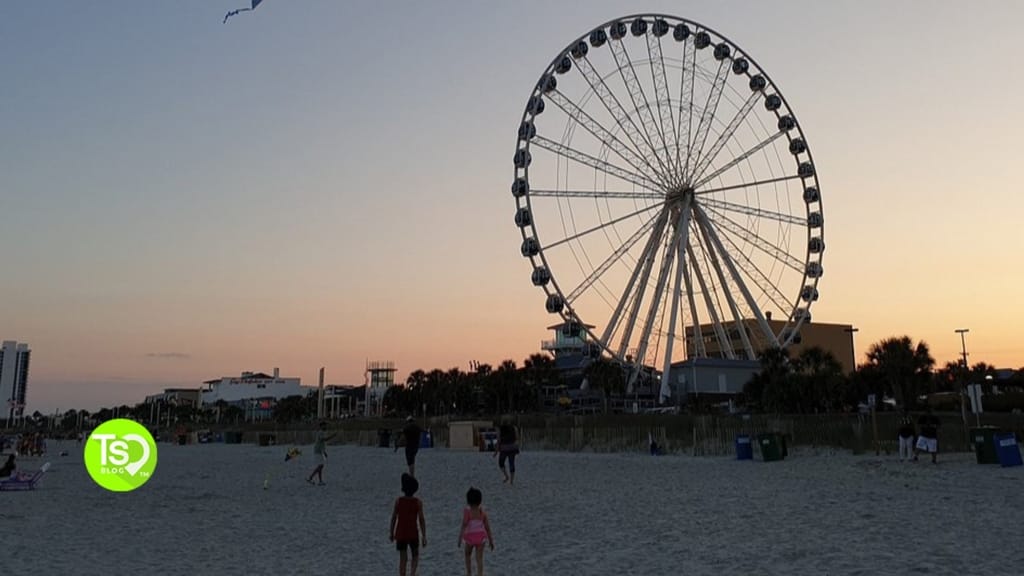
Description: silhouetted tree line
xmin=743 ymin=336 xmax=1024 ymax=413
xmin=11 ymin=338 xmax=1024 ymax=431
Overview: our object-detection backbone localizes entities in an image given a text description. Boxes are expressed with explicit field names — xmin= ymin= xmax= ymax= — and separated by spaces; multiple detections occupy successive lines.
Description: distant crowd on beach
xmin=0 ymin=431 xmax=53 ymax=457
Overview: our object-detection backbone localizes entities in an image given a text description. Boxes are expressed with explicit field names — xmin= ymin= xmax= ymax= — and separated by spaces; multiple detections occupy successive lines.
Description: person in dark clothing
xmin=395 ymin=416 xmax=422 ymax=477
xmin=390 ymin=472 xmax=426 ymax=576
xmin=495 ymin=423 xmax=520 ymax=485
xmin=914 ymin=408 xmax=941 ymax=463
xmin=0 ymin=454 xmax=15 ymax=478
xmin=897 ymin=410 xmax=916 ymax=462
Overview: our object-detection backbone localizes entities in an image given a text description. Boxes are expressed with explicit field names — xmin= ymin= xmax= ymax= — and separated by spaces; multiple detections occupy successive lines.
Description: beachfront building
xmin=322 ymin=385 xmax=364 ymax=418
xmin=668 ymin=358 xmax=761 ymax=405
xmin=144 ymin=388 xmax=202 ymax=407
xmin=0 ymin=340 xmax=31 ymax=422
xmin=200 ymin=369 xmax=304 ymax=406
xmin=685 ymin=317 xmax=857 ymax=374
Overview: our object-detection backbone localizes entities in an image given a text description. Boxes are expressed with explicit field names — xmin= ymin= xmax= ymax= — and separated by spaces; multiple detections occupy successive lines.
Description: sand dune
xmin=4 ymin=441 xmax=1022 ymax=575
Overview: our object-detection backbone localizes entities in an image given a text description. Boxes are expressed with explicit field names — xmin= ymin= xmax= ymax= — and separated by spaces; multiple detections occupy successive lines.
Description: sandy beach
xmin=4 ymin=441 xmax=1022 ymax=575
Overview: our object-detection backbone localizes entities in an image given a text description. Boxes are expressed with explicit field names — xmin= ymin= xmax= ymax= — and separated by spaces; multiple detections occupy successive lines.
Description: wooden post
xmin=871 ymin=405 xmax=880 ymax=456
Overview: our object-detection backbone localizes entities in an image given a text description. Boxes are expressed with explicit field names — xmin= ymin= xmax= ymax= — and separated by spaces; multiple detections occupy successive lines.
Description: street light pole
xmin=844 ymin=326 xmax=875 ymax=453
xmin=955 ymin=328 xmax=970 ymax=443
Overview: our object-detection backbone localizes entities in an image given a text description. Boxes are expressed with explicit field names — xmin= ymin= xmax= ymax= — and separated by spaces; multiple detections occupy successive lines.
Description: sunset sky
xmin=2 ymin=1 xmax=1022 ymax=412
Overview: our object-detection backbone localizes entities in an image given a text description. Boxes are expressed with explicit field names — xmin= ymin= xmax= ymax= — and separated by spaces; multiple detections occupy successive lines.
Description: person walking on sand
xmin=897 ymin=410 xmax=916 ymax=462
xmin=458 ymin=487 xmax=494 ymax=576
xmin=396 ymin=416 xmax=422 ymax=477
xmin=914 ymin=407 xmax=941 ymax=464
xmin=494 ymin=423 xmax=520 ymax=485
xmin=390 ymin=472 xmax=427 ymax=576
xmin=307 ymin=421 xmax=336 ymax=485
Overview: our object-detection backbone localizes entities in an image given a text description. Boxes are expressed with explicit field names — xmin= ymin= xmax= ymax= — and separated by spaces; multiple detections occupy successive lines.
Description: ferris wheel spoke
xmin=575 ymin=56 xmax=670 ymax=184
xmin=692 ymin=131 xmax=786 ymax=189
xmin=688 ymin=91 xmax=761 ymax=185
xmin=694 ymin=214 xmax=757 ymax=360
xmin=601 ymin=212 xmax=670 ymax=354
xmin=608 ymin=38 xmax=675 ymax=183
xmin=675 ymin=38 xmax=696 ymax=182
xmin=565 ymin=210 xmax=663 ymax=304
xmin=686 ymin=241 xmax=734 ymax=359
xmin=695 ymin=174 xmax=801 ymax=196
xmin=646 ymin=30 xmax=681 ymax=181
xmin=703 ymin=206 xmax=804 ymax=273
xmin=531 ymin=135 xmax=662 ymax=191
xmin=543 ymin=200 xmax=666 ymax=252
xmin=546 ymin=89 xmax=671 ymax=190
xmin=693 ymin=205 xmax=779 ymax=348
xmin=685 ymin=59 xmax=730 ymax=182
xmin=530 ymin=189 xmax=664 ymax=200
xmin=709 ymin=220 xmax=793 ymax=315
xmin=698 ymin=197 xmax=805 ymax=225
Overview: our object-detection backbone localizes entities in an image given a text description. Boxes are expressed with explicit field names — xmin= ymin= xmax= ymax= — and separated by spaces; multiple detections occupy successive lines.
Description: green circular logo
xmin=84 ymin=419 xmax=158 ymax=492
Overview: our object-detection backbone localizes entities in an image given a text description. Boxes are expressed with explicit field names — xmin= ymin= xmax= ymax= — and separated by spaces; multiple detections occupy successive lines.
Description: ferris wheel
xmin=511 ymin=15 xmax=825 ymax=398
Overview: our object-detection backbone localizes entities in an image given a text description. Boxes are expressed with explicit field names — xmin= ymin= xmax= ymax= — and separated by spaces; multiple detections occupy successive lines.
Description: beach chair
xmin=0 ymin=462 xmax=51 ymax=491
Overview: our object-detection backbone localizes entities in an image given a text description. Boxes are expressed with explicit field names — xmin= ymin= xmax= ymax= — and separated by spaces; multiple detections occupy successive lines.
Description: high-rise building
xmin=0 ymin=340 xmax=31 ymax=421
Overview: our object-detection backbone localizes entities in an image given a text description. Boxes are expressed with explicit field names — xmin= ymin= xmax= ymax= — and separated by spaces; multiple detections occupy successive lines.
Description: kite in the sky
xmin=223 ymin=0 xmax=263 ymax=24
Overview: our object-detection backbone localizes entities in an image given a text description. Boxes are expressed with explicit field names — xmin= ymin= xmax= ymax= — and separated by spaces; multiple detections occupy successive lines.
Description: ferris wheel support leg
xmin=695 ymin=210 xmax=756 ymax=360
xmin=682 ymin=241 xmax=706 ymax=358
xmin=659 ymin=203 xmax=692 ymax=404
xmin=693 ymin=204 xmax=779 ymax=348
xmin=631 ymin=203 xmax=689 ymax=394
xmin=686 ymin=242 xmax=732 ymax=359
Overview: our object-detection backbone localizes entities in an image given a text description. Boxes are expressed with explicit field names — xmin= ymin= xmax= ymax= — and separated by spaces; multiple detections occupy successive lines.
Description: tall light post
xmin=955 ymin=328 xmax=970 ymax=441
xmin=844 ymin=326 xmax=875 ymax=453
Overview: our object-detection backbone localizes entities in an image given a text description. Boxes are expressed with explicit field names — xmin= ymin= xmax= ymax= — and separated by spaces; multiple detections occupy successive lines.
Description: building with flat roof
xmin=200 ymin=369 xmax=304 ymax=405
xmin=0 ymin=341 xmax=31 ymax=421
xmin=144 ymin=388 xmax=202 ymax=407
xmin=687 ymin=319 xmax=857 ymax=374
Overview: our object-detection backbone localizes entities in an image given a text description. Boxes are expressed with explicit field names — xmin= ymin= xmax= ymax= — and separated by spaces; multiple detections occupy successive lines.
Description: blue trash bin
xmin=994 ymin=433 xmax=1022 ymax=468
xmin=736 ymin=434 xmax=753 ymax=460
xmin=420 ymin=430 xmax=433 ymax=449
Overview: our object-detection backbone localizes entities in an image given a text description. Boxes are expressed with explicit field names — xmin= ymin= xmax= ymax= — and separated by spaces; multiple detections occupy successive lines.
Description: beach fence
xmin=166 ymin=412 xmax=1023 ymax=456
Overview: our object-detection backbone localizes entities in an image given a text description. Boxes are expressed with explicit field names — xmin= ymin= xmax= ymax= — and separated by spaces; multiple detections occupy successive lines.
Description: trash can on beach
xmin=479 ymin=429 xmax=498 ymax=452
xmin=994 ymin=433 xmax=1022 ymax=467
xmin=758 ymin=433 xmax=785 ymax=462
xmin=735 ymin=434 xmax=753 ymax=460
xmin=971 ymin=427 xmax=1001 ymax=464
xmin=420 ymin=430 xmax=434 ymax=448
xmin=377 ymin=428 xmax=391 ymax=448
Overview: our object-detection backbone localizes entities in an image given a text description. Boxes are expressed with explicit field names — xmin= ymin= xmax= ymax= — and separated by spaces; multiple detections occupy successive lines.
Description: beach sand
xmin=5 ymin=441 xmax=1022 ymax=575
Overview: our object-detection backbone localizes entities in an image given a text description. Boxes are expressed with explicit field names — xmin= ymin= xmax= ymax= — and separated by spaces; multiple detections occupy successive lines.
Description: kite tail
xmin=223 ymin=7 xmax=251 ymax=24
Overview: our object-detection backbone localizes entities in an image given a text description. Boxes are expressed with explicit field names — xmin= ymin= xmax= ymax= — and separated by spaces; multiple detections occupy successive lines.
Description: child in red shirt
xmin=390 ymin=473 xmax=427 ymax=576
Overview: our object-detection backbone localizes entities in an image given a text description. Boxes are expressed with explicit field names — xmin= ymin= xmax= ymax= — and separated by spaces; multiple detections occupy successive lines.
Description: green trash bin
xmin=971 ymin=426 xmax=1001 ymax=464
xmin=758 ymin=433 xmax=785 ymax=462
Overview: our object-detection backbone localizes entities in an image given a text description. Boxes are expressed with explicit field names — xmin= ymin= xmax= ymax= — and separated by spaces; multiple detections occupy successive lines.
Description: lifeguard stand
xmin=364 ymin=360 xmax=396 ymax=417
xmin=541 ymin=318 xmax=601 ymax=392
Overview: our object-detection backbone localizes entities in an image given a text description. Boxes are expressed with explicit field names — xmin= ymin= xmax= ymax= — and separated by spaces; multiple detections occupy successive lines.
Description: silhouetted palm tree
xmin=865 ymin=336 xmax=935 ymax=409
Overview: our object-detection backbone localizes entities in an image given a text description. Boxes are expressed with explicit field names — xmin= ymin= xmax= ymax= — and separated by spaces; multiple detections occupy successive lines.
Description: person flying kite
xmin=224 ymin=0 xmax=263 ymax=24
